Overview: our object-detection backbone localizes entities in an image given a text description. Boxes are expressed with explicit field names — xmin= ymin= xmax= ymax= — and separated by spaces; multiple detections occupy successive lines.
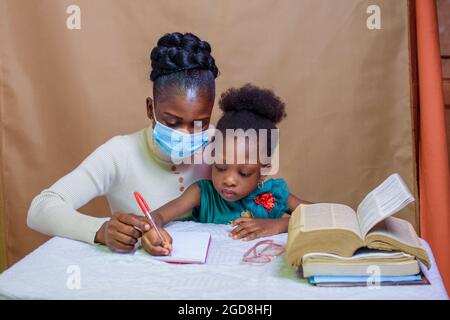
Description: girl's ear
xmin=146 ymin=97 xmax=156 ymax=127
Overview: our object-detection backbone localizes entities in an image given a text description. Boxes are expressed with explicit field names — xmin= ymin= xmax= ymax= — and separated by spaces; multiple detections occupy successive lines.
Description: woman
xmin=27 ymin=32 xmax=219 ymax=253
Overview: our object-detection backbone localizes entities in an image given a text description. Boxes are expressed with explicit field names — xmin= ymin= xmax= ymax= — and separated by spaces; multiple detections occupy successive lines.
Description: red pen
xmin=134 ymin=191 xmax=165 ymax=243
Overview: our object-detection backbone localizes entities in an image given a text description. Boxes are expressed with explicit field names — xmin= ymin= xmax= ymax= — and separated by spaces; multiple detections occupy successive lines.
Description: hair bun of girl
xmin=150 ymin=32 xmax=219 ymax=81
xmin=219 ymin=84 xmax=286 ymax=124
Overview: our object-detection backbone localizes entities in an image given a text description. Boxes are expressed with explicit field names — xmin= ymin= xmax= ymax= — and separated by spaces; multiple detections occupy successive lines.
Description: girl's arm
xmin=151 ymin=183 xmax=201 ymax=227
xmin=141 ymin=183 xmax=201 ymax=256
xmin=229 ymin=216 xmax=290 ymax=241
xmin=286 ymin=193 xmax=314 ymax=213
xmin=229 ymin=192 xmax=314 ymax=241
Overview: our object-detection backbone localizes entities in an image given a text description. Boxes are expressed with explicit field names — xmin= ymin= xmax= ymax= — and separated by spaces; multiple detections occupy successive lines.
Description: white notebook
xmin=142 ymin=231 xmax=211 ymax=264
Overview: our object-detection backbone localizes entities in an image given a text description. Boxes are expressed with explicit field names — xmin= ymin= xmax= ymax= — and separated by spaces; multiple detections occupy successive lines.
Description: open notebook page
xmin=137 ymin=231 xmax=211 ymax=264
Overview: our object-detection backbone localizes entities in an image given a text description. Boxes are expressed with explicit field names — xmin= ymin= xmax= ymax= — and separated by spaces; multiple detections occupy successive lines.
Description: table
xmin=0 ymin=221 xmax=448 ymax=299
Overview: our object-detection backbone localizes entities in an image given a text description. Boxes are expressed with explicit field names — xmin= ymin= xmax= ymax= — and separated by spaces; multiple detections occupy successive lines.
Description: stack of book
xmin=286 ymin=174 xmax=431 ymax=287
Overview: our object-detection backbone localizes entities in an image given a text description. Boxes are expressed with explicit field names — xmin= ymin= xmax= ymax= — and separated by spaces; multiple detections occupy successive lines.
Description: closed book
xmin=302 ymin=249 xmax=420 ymax=277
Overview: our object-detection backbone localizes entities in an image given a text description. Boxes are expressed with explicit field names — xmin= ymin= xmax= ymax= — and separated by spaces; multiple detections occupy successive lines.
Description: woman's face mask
xmin=151 ymin=105 xmax=210 ymax=161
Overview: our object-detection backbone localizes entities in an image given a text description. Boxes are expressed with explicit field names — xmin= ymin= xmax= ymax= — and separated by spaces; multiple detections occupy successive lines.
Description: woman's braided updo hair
xmin=150 ymin=32 xmax=218 ymax=80
xmin=150 ymin=32 xmax=219 ymax=101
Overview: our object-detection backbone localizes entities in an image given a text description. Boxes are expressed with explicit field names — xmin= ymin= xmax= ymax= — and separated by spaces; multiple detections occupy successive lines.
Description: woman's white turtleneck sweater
xmin=27 ymin=127 xmax=211 ymax=244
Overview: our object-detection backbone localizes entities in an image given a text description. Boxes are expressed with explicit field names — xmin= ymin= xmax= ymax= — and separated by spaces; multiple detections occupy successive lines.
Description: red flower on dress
xmin=254 ymin=192 xmax=275 ymax=213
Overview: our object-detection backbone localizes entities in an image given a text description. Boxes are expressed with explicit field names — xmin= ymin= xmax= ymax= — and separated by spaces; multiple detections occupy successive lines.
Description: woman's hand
xmin=229 ymin=217 xmax=290 ymax=241
xmin=141 ymin=227 xmax=173 ymax=256
xmin=95 ymin=212 xmax=150 ymax=252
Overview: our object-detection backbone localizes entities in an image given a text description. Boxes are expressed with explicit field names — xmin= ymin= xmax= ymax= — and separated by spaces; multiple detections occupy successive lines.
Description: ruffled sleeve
xmin=242 ymin=178 xmax=290 ymax=219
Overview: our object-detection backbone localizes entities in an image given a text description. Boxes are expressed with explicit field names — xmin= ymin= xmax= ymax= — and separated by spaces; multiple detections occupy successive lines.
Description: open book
xmin=286 ymin=173 xmax=430 ymax=269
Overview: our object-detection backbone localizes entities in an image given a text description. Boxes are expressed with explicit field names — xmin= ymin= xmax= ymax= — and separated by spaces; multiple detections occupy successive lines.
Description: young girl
xmin=142 ymin=84 xmax=310 ymax=256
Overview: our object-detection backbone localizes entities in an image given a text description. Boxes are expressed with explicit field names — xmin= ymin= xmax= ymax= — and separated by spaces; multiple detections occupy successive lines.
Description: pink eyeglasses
xmin=242 ymin=239 xmax=285 ymax=264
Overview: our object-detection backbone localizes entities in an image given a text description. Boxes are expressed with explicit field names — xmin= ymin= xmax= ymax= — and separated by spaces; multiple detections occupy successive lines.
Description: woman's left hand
xmin=229 ymin=217 xmax=289 ymax=241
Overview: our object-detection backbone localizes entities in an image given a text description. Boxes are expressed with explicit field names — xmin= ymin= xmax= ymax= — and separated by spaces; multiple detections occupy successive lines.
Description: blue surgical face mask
xmin=151 ymin=105 xmax=210 ymax=161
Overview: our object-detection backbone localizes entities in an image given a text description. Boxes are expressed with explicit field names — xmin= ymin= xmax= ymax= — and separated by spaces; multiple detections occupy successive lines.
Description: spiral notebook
xmin=141 ymin=231 xmax=212 ymax=264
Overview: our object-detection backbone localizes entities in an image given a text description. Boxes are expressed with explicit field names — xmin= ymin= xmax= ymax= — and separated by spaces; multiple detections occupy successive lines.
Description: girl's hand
xmin=95 ymin=212 xmax=151 ymax=253
xmin=141 ymin=227 xmax=173 ymax=256
xmin=229 ymin=217 xmax=289 ymax=241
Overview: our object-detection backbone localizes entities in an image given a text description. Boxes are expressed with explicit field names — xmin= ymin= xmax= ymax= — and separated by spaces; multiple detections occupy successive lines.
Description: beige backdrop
xmin=0 ymin=0 xmax=417 ymax=267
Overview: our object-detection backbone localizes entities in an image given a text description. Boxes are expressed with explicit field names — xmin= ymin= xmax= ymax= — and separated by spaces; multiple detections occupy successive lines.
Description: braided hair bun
xmin=150 ymin=32 xmax=219 ymax=81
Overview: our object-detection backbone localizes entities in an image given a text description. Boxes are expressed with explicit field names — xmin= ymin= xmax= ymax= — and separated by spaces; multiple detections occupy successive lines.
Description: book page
xmin=356 ymin=173 xmax=414 ymax=237
xmin=301 ymin=203 xmax=362 ymax=238
xmin=367 ymin=216 xmax=422 ymax=249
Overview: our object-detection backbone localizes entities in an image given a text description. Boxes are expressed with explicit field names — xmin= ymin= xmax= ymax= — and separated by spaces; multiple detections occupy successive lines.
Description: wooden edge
xmin=408 ymin=0 xmax=421 ymax=234
xmin=0 ymin=0 xmax=8 ymax=272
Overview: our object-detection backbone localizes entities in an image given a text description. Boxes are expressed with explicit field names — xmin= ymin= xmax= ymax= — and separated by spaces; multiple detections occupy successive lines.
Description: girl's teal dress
xmin=192 ymin=178 xmax=290 ymax=224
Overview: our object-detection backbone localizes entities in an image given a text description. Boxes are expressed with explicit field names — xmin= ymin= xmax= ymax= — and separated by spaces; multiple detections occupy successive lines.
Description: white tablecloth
xmin=0 ymin=221 xmax=448 ymax=299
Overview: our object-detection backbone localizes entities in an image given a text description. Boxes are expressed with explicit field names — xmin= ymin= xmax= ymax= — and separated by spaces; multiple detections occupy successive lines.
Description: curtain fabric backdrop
xmin=416 ymin=0 xmax=450 ymax=293
xmin=1 ymin=0 xmax=419 ymax=275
